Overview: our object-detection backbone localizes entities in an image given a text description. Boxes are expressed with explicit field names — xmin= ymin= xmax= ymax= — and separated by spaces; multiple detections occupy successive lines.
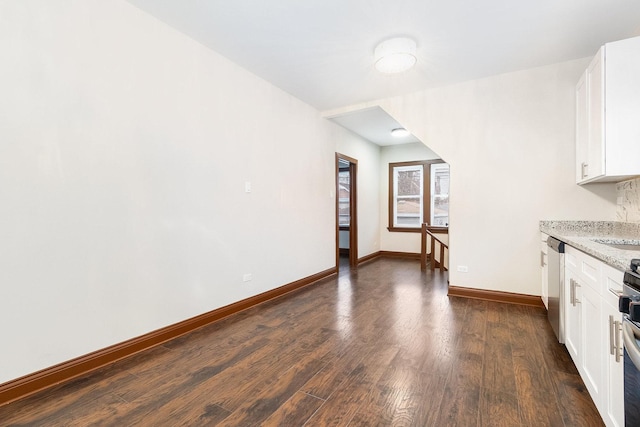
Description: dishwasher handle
xmin=547 ymin=237 xmax=565 ymax=253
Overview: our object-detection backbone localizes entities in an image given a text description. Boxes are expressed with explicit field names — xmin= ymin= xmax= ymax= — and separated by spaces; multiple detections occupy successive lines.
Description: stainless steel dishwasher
xmin=547 ymin=237 xmax=565 ymax=343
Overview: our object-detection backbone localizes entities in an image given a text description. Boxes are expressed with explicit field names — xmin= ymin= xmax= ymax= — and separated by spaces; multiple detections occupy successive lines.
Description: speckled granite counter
xmin=540 ymin=221 xmax=640 ymax=271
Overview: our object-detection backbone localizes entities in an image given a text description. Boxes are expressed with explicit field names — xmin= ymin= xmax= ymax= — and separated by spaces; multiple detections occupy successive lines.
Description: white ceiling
xmin=326 ymin=106 xmax=419 ymax=146
xmin=127 ymin=0 xmax=640 ymax=144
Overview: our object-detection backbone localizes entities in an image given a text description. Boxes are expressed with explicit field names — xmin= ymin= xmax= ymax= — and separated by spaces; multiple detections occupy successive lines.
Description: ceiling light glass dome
xmin=374 ymin=37 xmax=417 ymax=74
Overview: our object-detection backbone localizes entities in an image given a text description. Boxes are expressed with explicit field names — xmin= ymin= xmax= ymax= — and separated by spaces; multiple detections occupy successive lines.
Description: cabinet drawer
xmin=602 ymin=263 xmax=624 ymax=307
xmin=565 ymin=246 xmax=601 ymax=292
xmin=566 ymin=247 xmax=579 ymax=270
xmin=578 ymin=253 xmax=601 ymax=292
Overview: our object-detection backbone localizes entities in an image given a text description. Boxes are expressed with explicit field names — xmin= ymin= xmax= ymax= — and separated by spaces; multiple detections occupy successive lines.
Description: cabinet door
xmin=541 ymin=235 xmax=548 ymax=309
xmin=564 ymin=268 xmax=581 ymax=363
xmin=603 ymin=264 xmax=624 ymax=427
xmin=603 ymin=35 xmax=640 ymax=177
xmin=575 ymin=36 xmax=640 ymax=183
xmin=586 ymin=47 xmax=605 ymax=181
xmin=604 ymin=302 xmax=624 ymax=427
xmin=580 ymin=282 xmax=604 ymax=410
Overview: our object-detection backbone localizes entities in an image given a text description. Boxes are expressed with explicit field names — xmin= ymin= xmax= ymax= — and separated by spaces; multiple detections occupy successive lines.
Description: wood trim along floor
xmin=357 ymin=251 xmax=381 ymax=266
xmin=379 ymin=251 xmax=421 ymax=260
xmin=447 ymin=285 xmax=544 ymax=308
xmin=0 ymin=267 xmax=337 ymax=407
xmin=356 ymin=251 xmax=421 ymax=267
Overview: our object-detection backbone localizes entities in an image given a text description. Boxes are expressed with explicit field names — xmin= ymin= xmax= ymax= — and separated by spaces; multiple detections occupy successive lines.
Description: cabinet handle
xmin=540 ymin=251 xmax=545 ymax=267
xmin=610 ymin=315 xmax=615 ymax=356
xmin=570 ymin=278 xmax=580 ymax=306
xmin=569 ymin=278 xmax=574 ymax=305
xmin=581 ymin=162 xmax=589 ymax=179
xmin=615 ymin=320 xmax=623 ymax=363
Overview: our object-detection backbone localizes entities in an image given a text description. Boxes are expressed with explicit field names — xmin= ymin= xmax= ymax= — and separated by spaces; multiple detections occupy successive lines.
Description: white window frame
xmin=392 ymin=164 xmax=424 ymax=229
xmin=430 ymin=163 xmax=450 ymax=227
xmin=388 ymin=159 xmax=448 ymax=232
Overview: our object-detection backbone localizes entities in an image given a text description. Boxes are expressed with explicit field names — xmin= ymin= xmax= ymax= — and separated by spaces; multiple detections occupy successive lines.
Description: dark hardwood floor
xmin=0 ymin=257 xmax=603 ymax=426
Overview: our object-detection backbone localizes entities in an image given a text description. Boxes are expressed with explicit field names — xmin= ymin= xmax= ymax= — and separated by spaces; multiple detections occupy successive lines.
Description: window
xmin=388 ymin=160 xmax=449 ymax=232
xmin=430 ymin=163 xmax=450 ymax=227
xmin=392 ymin=164 xmax=424 ymax=228
xmin=338 ymin=168 xmax=350 ymax=227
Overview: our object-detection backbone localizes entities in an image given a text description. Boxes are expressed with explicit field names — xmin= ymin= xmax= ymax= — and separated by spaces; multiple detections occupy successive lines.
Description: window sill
xmin=387 ymin=227 xmax=421 ymax=233
xmin=427 ymin=226 xmax=449 ymax=234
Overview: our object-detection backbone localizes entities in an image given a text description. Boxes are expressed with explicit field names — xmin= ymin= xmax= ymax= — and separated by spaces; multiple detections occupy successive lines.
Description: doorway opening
xmin=336 ymin=153 xmax=358 ymax=272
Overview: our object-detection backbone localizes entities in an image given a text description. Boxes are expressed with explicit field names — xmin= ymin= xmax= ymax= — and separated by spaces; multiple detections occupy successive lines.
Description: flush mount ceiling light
xmin=391 ymin=128 xmax=410 ymax=138
xmin=374 ymin=37 xmax=417 ymax=74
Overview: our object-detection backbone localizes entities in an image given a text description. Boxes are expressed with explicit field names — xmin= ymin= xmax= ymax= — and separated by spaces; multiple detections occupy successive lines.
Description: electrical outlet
xmin=243 ymin=273 xmax=252 ymax=282
xmin=457 ymin=265 xmax=469 ymax=273
xmin=245 ymin=182 xmax=252 ymax=193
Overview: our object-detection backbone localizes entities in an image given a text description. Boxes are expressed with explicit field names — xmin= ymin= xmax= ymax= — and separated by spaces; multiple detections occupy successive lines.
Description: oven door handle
xmin=623 ymin=320 xmax=640 ymax=370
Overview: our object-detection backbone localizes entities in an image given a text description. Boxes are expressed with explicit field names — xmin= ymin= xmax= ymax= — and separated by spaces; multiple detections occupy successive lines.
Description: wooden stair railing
xmin=421 ymin=223 xmax=449 ymax=272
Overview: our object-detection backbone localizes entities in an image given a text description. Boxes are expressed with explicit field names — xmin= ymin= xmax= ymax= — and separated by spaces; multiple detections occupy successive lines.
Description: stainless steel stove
xmin=619 ymin=259 xmax=640 ymax=426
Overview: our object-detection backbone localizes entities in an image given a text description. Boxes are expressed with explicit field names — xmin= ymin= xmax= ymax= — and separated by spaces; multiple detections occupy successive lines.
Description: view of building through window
xmin=338 ymin=169 xmax=350 ymax=226
xmin=431 ymin=163 xmax=450 ymax=226
xmin=394 ymin=165 xmax=423 ymax=227
xmin=389 ymin=161 xmax=449 ymax=230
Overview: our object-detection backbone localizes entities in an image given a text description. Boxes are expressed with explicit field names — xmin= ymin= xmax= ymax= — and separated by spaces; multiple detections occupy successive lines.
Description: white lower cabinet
xmin=581 ymin=282 xmax=604 ymax=404
xmin=564 ymin=267 xmax=580 ymax=361
xmin=541 ymin=233 xmax=549 ymax=309
xmin=564 ymin=246 xmax=624 ymax=427
xmin=603 ymin=264 xmax=625 ymax=427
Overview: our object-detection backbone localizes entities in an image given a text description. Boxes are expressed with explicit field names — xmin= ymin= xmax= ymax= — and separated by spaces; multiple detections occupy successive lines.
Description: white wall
xmin=379 ymin=142 xmax=441 ymax=253
xmin=377 ymin=59 xmax=617 ymax=294
xmin=1 ymin=1 xmax=621 ymax=387
xmin=0 ymin=1 xmax=356 ymax=384
xmin=335 ymin=132 xmax=381 ymax=258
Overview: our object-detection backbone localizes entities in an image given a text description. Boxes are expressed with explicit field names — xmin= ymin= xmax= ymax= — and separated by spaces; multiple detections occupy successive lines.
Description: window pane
xmin=396 ymin=197 xmax=421 ymax=214
xmin=338 ymin=170 xmax=350 ymax=226
xmin=431 ymin=163 xmax=450 ymax=227
xmin=397 ymin=169 xmax=421 ymax=196
xmin=432 ymin=196 xmax=449 ymax=226
xmin=393 ymin=164 xmax=423 ymax=228
xmin=338 ymin=200 xmax=350 ymax=226
xmin=433 ymin=167 xmax=449 ymax=196
xmin=396 ymin=216 xmax=421 ymax=227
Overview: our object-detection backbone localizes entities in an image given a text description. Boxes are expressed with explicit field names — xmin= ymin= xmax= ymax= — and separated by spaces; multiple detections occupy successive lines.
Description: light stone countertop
xmin=539 ymin=221 xmax=640 ymax=271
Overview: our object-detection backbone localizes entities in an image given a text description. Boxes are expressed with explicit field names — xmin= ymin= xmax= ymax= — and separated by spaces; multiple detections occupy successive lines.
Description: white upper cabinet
xmin=576 ymin=36 xmax=640 ymax=184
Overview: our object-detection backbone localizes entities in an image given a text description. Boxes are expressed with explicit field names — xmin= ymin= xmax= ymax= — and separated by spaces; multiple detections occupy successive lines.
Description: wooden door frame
xmin=335 ymin=153 xmax=358 ymax=270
